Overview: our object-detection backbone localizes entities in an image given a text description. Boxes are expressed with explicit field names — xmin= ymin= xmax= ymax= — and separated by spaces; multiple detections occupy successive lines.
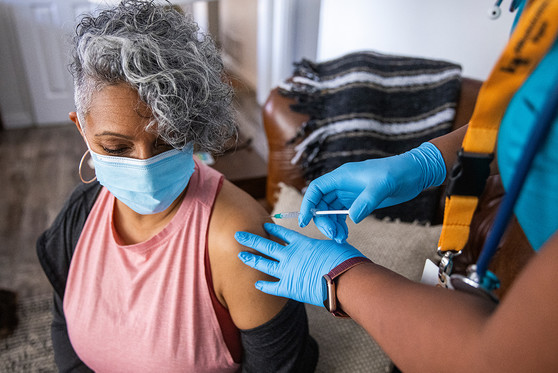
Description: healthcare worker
xmin=235 ymin=0 xmax=558 ymax=371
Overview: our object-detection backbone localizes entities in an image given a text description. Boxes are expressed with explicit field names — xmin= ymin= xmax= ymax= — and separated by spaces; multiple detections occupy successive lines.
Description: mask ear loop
xmin=79 ymin=149 xmax=97 ymax=184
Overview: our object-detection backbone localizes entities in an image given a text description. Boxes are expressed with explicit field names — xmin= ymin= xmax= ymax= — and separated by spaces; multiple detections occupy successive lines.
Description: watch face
xmin=321 ymin=275 xmax=329 ymax=307
xmin=322 ymin=274 xmax=336 ymax=311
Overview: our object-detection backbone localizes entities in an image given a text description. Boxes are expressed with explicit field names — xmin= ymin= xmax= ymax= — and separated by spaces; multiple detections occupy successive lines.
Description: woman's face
xmin=71 ymin=84 xmax=172 ymax=159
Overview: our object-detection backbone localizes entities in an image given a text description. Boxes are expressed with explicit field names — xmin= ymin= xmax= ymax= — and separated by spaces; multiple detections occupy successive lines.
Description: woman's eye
xmin=155 ymin=139 xmax=172 ymax=150
xmin=102 ymin=146 xmax=128 ymax=155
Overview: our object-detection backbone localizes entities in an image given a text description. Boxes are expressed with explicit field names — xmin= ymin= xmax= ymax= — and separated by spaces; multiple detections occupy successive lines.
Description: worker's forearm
xmin=336 ymin=262 xmax=496 ymax=372
xmin=429 ymin=125 xmax=467 ymax=181
xmin=429 ymin=125 xmax=499 ymax=183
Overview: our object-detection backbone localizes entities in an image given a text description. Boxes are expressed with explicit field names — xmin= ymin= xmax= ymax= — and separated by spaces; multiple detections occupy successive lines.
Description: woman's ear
xmin=69 ymin=112 xmax=84 ymax=137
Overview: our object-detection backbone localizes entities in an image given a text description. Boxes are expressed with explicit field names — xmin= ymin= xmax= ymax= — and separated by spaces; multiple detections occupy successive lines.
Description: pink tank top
xmin=64 ymin=161 xmax=240 ymax=373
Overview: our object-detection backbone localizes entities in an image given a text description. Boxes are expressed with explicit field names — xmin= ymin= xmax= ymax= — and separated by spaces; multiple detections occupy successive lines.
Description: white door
xmin=2 ymin=0 xmax=100 ymax=126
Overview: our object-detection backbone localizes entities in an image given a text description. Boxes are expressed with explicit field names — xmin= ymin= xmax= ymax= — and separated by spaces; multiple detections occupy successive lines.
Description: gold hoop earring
xmin=79 ymin=149 xmax=97 ymax=184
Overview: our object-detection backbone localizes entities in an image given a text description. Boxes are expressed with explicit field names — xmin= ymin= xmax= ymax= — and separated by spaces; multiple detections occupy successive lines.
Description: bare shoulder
xmin=209 ymin=179 xmax=272 ymax=259
xmin=208 ymin=179 xmax=286 ymax=330
xmin=210 ymin=179 xmax=270 ymax=242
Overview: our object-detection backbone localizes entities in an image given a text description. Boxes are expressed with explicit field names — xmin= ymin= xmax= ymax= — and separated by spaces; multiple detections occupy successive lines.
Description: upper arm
xmin=208 ymin=180 xmax=287 ymax=330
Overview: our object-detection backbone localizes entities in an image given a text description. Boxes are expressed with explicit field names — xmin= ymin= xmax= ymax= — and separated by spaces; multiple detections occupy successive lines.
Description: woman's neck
xmin=112 ymin=188 xmax=188 ymax=245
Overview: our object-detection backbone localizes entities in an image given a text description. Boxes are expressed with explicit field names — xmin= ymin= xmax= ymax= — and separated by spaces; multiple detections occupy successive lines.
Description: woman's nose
xmin=136 ymin=144 xmax=158 ymax=160
xmin=136 ymin=140 xmax=171 ymax=159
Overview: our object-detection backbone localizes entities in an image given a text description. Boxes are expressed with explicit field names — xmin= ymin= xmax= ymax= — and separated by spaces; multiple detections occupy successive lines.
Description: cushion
xmin=272 ymin=183 xmax=442 ymax=372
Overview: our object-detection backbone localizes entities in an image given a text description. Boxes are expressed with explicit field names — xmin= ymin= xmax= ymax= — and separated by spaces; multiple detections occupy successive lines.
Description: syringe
xmin=271 ymin=209 xmax=349 ymax=219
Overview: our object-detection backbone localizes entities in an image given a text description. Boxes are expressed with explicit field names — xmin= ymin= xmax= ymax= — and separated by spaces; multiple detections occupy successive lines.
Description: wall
xmin=0 ymin=2 xmax=34 ymax=128
xmin=317 ymin=0 xmax=517 ymax=81
xmin=219 ymin=0 xmax=258 ymax=90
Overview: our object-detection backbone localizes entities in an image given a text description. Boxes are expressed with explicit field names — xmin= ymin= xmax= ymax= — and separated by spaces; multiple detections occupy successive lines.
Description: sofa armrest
xmin=454 ymin=77 xmax=483 ymax=128
xmin=263 ymin=88 xmax=308 ymax=207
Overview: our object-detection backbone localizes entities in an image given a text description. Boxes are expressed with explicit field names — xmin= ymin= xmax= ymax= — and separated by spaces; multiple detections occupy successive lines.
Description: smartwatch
xmin=322 ymin=256 xmax=372 ymax=317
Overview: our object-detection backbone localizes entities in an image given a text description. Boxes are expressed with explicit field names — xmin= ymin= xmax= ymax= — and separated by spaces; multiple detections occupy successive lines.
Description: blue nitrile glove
xmin=235 ymin=222 xmax=366 ymax=307
xmin=299 ymin=142 xmax=446 ymax=242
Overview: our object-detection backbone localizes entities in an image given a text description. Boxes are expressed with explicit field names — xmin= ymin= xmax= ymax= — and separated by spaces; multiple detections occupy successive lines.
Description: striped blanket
xmin=280 ymin=51 xmax=462 ymax=223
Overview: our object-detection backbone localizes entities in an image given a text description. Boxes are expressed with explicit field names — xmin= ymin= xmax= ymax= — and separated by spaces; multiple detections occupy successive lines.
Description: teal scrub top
xmin=497 ymin=0 xmax=558 ymax=251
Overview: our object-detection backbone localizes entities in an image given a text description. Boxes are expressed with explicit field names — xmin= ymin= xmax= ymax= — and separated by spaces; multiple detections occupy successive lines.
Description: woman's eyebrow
xmin=95 ymin=131 xmax=135 ymax=140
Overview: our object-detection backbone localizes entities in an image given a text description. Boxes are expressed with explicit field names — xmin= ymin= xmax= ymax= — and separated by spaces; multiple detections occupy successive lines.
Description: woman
xmin=36 ymin=1 xmax=317 ymax=372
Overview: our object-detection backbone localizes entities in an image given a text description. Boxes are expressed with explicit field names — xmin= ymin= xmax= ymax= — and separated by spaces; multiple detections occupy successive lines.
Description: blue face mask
xmin=88 ymin=144 xmax=195 ymax=215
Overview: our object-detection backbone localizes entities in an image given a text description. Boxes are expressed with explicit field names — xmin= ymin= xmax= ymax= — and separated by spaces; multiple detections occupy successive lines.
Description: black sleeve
xmin=36 ymin=182 xmax=100 ymax=372
xmin=36 ymin=182 xmax=101 ymax=298
xmin=240 ymin=299 xmax=319 ymax=373
xmin=51 ymin=293 xmax=94 ymax=373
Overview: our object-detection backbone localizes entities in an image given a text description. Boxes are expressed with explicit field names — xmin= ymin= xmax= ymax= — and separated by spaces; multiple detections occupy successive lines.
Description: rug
xmin=0 ymin=294 xmax=55 ymax=372
xmin=273 ymin=183 xmax=442 ymax=372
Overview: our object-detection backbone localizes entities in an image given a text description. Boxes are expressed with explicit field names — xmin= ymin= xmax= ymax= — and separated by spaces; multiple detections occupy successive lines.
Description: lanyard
xmin=436 ymin=0 xmax=558 ymax=292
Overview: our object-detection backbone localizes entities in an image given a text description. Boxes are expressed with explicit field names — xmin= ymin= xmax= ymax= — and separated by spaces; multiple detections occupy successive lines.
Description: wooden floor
xmin=0 ymin=124 xmax=85 ymax=297
xmin=0 ymin=86 xmax=266 ymax=298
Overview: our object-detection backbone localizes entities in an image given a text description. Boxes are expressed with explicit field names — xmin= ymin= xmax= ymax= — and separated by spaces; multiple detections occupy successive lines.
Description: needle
xmin=271 ymin=209 xmax=349 ymax=219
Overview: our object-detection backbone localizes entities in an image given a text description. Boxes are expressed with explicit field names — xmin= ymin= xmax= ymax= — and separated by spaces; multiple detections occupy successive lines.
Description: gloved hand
xmin=299 ymin=142 xmax=446 ymax=242
xmin=235 ymin=223 xmax=366 ymax=307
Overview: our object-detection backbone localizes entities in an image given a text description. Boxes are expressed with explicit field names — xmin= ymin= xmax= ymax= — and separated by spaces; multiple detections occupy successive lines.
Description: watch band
xmin=328 ymin=256 xmax=372 ymax=279
xmin=324 ymin=256 xmax=372 ymax=317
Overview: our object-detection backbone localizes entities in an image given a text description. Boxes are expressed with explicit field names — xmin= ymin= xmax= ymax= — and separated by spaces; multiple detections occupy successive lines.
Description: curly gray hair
xmin=70 ymin=0 xmax=236 ymax=154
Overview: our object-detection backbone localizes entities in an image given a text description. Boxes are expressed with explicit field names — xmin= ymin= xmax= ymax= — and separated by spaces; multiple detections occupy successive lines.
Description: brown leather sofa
xmin=261 ymin=77 xmax=533 ymax=299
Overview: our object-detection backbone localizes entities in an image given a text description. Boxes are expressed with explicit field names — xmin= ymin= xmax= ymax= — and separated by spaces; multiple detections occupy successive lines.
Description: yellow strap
xmin=438 ymin=196 xmax=480 ymax=253
xmin=438 ymin=0 xmax=558 ymax=253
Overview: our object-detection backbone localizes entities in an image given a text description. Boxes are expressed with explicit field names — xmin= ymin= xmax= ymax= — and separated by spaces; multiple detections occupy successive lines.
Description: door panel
xmin=4 ymin=0 xmax=99 ymax=126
